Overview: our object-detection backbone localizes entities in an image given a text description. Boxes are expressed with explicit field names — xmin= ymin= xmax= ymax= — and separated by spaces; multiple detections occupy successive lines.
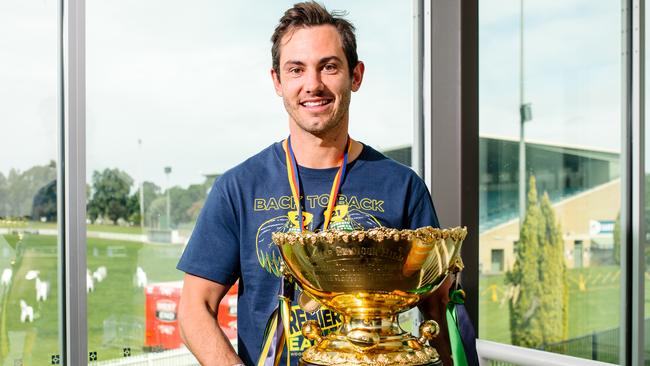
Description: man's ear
xmin=351 ymin=61 xmax=365 ymax=92
xmin=271 ymin=68 xmax=283 ymax=97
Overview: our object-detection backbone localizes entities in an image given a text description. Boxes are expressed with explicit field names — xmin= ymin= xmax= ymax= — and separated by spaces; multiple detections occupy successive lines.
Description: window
xmin=478 ymin=1 xmax=621 ymax=362
xmin=85 ymin=1 xmax=416 ymax=361
xmin=0 ymin=1 xmax=61 ymax=364
xmin=491 ymin=249 xmax=504 ymax=272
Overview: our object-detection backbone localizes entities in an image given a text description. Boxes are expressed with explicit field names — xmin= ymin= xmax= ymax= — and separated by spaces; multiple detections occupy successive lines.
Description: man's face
xmin=271 ymin=25 xmax=364 ymax=138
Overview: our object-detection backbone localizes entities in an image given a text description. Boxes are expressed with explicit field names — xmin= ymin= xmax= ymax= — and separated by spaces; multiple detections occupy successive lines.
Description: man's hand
xmin=178 ymin=273 xmax=242 ymax=366
xmin=418 ymin=276 xmax=454 ymax=366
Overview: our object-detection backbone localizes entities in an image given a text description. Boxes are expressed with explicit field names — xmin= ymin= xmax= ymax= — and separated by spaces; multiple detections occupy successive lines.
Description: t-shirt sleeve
xmin=406 ymin=176 xmax=440 ymax=229
xmin=176 ymin=180 xmax=241 ymax=286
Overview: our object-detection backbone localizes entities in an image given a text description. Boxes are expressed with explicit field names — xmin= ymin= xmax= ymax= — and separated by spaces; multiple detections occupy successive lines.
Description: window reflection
xmin=479 ymin=1 xmax=621 ymax=363
xmin=0 ymin=0 xmax=61 ymax=364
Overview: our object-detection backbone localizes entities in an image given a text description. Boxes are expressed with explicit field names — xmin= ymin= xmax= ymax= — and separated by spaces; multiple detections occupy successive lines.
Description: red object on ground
xmin=144 ymin=280 xmax=239 ymax=351
xmin=144 ymin=281 xmax=184 ymax=351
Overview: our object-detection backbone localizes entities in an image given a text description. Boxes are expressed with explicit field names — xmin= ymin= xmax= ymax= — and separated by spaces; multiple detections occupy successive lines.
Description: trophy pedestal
xmin=299 ymin=360 xmax=442 ymax=366
xmin=299 ymin=316 xmax=442 ymax=366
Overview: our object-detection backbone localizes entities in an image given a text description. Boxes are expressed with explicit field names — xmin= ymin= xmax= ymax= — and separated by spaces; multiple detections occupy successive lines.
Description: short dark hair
xmin=271 ymin=1 xmax=358 ymax=78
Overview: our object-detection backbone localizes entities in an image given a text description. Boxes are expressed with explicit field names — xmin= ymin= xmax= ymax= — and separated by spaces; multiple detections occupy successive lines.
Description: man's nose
xmin=304 ymin=70 xmax=324 ymax=94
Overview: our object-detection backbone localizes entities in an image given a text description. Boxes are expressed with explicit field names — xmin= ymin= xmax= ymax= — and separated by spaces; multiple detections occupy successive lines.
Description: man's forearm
xmin=179 ymin=306 xmax=241 ymax=365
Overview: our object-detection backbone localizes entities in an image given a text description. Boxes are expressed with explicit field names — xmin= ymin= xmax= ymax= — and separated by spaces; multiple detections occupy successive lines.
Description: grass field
xmin=1 ymin=230 xmax=648 ymax=365
xmin=479 ymin=265 xmax=650 ymax=345
xmin=0 ymin=233 xmax=184 ymax=366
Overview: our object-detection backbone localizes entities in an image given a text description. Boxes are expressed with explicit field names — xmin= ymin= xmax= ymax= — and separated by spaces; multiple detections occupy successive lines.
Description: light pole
xmin=518 ymin=0 xmax=532 ymax=224
xmin=164 ymin=166 xmax=172 ymax=229
xmin=138 ymin=139 xmax=144 ymax=231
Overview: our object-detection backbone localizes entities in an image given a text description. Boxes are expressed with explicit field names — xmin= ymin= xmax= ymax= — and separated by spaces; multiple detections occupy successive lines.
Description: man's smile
xmin=300 ymin=98 xmax=333 ymax=108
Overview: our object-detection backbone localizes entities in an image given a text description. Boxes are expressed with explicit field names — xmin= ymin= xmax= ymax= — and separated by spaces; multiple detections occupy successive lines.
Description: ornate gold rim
xmin=272 ymin=226 xmax=467 ymax=246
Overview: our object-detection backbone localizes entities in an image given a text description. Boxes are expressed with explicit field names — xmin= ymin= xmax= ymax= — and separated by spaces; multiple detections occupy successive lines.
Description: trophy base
xmin=299 ymin=329 xmax=441 ymax=366
xmin=299 ymin=360 xmax=442 ymax=366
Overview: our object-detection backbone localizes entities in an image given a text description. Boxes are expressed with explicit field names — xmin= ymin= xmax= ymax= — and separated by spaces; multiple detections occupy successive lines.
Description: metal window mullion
xmin=621 ymin=0 xmax=645 ymax=364
xmin=61 ymin=0 xmax=87 ymax=365
xmin=619 ymin=0 xmax=632 ymax=363
xmin=631 ymin=0 xmax=645 ymax=365
xmin=427 ymin=0 xmax=479 ymax=326
xmin=423 ymin=0 xmax=432 ymax=189
xmin=413 ymin=0 xmax=424 ymax=177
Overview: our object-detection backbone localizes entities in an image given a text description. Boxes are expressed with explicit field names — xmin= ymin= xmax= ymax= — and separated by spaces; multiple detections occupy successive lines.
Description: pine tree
xmin=507 ymin=176 xmax=544 ymax=347
xmin=539 ymin=192 xmax=568 ymax=343
xmin=507 ymin=176 xmax=569 ymax=347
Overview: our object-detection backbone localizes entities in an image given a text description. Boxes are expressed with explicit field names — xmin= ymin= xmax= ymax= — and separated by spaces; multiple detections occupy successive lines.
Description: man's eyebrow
xmin=283 ymin=60 xmax=305 ymax=68
xmin=319 ymin=56 xmax=343 ymax=64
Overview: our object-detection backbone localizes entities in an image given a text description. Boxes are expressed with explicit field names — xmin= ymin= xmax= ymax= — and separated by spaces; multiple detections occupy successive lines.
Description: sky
xmin=0 ymin=0 xmax=628 ymax=189
xmin=1 ymin=0 xmax=414 ymax=188
xmin=479 ymin=0 xmax=621 ymax=153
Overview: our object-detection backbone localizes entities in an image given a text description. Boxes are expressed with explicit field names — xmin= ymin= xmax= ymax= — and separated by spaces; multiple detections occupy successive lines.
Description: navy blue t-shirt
xmin=177 ymin=141 xmax=439 ymax=365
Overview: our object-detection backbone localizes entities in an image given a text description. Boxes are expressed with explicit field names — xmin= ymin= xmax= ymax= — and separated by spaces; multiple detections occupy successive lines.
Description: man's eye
xmin=288 ymin=68 xmax=302 ymax=75
xmin=323 ymin=64 xmax=337 ymax=72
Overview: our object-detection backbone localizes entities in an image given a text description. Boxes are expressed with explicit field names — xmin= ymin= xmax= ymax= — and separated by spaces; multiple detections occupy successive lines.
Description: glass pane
xmin=0 ymin=1 xmax=62 ymax=365
xmin=478 ymin=1 xmax=621 ymax=363
xmin=86 ymin=0 xmax=414 ymax=362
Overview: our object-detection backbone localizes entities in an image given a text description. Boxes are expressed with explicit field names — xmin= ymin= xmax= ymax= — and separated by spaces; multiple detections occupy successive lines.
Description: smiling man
xmin=177 ymin=2 xmax=446 ymax=366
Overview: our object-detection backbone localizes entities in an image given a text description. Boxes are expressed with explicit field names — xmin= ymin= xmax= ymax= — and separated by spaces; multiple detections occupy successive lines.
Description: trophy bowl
xmin=273 ymin=226 xmax=467 ymax=366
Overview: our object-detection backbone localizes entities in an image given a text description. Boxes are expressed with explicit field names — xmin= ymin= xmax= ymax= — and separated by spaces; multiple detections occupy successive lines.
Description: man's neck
xmin=288 ymin=129 xmax=360 ymax=169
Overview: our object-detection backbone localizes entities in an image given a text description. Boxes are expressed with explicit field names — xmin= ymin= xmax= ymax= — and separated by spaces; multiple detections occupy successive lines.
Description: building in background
xmin=383 ymin=137 xmax=620 ymax=274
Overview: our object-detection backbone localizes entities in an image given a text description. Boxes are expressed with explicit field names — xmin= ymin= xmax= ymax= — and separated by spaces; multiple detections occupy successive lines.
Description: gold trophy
xmin=273 ymin=226 xmax=467 ymax=366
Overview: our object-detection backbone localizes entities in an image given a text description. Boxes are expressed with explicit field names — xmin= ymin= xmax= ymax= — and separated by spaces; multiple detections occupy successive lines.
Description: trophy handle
xmin=278 ymin=259 xmax=291 ymax=277
xmin=449 ymin=255 xmax=464 ymax=274
xmin=298 ymin=292 xmax=321 ymax=313
xmin=302 ymin=320 xmax=323 ymax=343
xmin=418 ymin=320 xmax=440 ymax=344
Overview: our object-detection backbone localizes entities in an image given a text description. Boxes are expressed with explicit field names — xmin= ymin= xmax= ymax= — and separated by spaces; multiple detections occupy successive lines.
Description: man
xmin=177 ymin=2 xmax=450 ymax=365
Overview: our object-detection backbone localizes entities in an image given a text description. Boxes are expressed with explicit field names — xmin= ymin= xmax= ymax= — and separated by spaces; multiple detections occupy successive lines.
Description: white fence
xmin=95 ymin=348 xmax=199 ymax=366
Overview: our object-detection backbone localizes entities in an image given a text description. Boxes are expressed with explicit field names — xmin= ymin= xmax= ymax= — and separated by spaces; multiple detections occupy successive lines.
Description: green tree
xmin=142 ymin=181 xmax=161 ymax=208
xmin=32 ymin=179 xmax=57 ymax=221
xmin=126 ymin=192 xmax=141 ymax=225
xmin=507 ymin=176 xmax=569 ymax=347
xmin=507 ymin=176 xmax=544 ymax=347
xmin=0 ymin=172 xmax=8 ymax=217
xmin=4 ymin=162 xmax=56 ymax=217
xmin=139 ymin=181 xmax=162 ymax=227
xmin=88 ymin=168 xmax=134 ymax=224
xmin=147 ymin=196 xmax=167 ymax=228
xmin=169 ymin=183 xmax=209 ymax=226
xmin=539 ymin=192 xmax=568 ymax=342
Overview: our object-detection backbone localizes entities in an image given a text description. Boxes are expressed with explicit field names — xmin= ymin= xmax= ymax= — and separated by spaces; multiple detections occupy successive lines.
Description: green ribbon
xmin=446 ymin=289 xmax=469 ymax=366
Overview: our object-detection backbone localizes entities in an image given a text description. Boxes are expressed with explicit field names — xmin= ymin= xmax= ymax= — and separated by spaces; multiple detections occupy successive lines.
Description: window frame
xmin=60 ymin=0 xmax=87 ymax=364
xmin=425 ymin=0 xmax=646 ymax=365
xmin=622 ymin=0 xmax=645 ymax=363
